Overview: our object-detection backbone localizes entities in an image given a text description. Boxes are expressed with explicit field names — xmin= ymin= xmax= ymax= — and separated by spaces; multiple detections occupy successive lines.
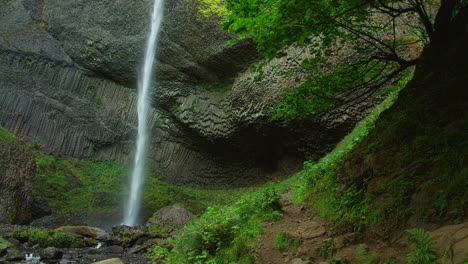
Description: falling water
xmin=123 ymin=0 xmax=165 ymax=226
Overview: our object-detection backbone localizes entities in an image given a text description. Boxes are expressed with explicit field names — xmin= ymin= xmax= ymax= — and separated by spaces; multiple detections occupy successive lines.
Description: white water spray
xmin=123 ymin=0 xmax=165 ymax=226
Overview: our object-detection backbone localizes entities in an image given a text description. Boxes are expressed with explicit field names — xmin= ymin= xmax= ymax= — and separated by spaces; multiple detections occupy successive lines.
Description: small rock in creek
xmin=91 ymin=258 xmax=125 ymax=264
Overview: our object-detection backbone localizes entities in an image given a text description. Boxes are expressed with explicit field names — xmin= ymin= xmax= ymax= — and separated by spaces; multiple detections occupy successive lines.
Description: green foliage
xmin=274 ymin=232 xmax=301 ymax=252
xmin=11 ymin=229 xmax=94 ymax=248
xmin=31 ymin=140 xmax=41 ymax=150
xmin=192 ymin=0 xmax=228 ymax=20
xmin=144 ymin=174 xmax=253 ymax=215
xmin=34 ymin=149 xmax=251 ymax=216
xmin=329 ymin=258 xmax=346 ymax=264
xmin=319 ymin=239 xmax=336 ymax=258
xmin=406 ymin=229 xmax=438 ymax=264
xmin=147 ymin=245 xmax=171 ymax=262
xmin=0 ymin=235 xmax=12 ymax=249
xmin=0 ymin=126 xmax=18 ymax=143
xmin=163 ymin=187 xmax=282 ymax=263
xmin=34 ymin=152 xmax=127 ymax=214
xmin=291 ymin=88 xmax=401 ymax=231
xmin=356 ymin=244 xmax=380 ymax=264
xmin=434 ymin=190 xmax=448 ymax=217
xmin=223 ymin=0 xmax=430 ymax=120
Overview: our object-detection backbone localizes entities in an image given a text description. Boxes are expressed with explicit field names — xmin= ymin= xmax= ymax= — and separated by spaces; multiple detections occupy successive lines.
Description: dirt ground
xmin=255 ymin=193 xmax=409 ymax=264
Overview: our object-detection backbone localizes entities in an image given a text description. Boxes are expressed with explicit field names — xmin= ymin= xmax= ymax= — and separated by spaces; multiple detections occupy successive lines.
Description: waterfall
xmin=123 ymin=0 xmax=165 ymax=226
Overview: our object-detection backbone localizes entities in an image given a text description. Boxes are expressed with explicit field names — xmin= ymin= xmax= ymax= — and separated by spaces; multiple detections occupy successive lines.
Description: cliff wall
xmin=0 ymin=0 xmax=380 ymax=187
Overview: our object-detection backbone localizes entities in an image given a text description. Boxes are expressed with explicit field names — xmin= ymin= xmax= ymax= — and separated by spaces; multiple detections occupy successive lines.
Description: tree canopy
xmin=222 ymin=0 xmax=467 ymax=121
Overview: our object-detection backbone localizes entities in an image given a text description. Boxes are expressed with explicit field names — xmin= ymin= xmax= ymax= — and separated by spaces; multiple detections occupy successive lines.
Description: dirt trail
xmin=255 ymin=193 xmax=408 ymax=264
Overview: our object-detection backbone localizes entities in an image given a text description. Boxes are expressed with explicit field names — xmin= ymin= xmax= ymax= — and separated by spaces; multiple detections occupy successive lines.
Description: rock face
xmin=0 ymin=0 xmax=380 ymax=187
xmin=0 ymin=139 xmax=36 ymax=224
xmin=31 ymin=196 xmax=52 ymax=220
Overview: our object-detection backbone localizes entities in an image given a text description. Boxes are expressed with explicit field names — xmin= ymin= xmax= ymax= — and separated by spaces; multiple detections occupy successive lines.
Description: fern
xmin=406 ymin=229 xmax=438 ymax=264
xmin=356 ymin=244 xmax=380 ymax=264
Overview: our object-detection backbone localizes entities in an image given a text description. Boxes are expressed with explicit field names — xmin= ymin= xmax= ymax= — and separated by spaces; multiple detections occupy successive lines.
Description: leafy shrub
xmin=147 ymin=245 xmax=171 ymax=262
xmin=434 ymin=190 xmax=448 ymax=217
xmin=319 ymin=239 xmax=336 ymax=258
xmin=275 ymin=232 xmax=301 ymax=252
xmin=164 ymin=187 xmax=282 ymax=263
xmin=12 ymin=229 xmax=93 ymax=248
xmin=406 ymin=228 xmax=438 ymax=264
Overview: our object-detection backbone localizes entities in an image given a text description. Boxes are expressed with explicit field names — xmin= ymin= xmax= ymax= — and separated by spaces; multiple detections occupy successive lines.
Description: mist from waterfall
xmin=123 ymin=0 xmax=165 ymax=226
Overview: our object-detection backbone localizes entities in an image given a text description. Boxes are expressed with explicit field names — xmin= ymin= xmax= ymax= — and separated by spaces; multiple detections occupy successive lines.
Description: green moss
xmin=11 ymin=229 xmax=94 ymax=248
xmin=144 ymin=174 xmax=253 ymax=215
xmin=34 ymin=150 xmax=253 ymax=216
xmin=0 ymin=235 xmax=12 ymax=249
xmin=34 ymin=153 xmax=126 ymax=215
xmin=198 ymin=81 xmax=233 ymax=94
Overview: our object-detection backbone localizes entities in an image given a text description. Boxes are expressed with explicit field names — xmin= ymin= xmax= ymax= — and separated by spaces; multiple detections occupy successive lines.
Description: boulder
xmin=92 ymin=258 xmax=125 ymax=264
xmin=55 ymin=226 xmax=109 ymax=241
xmin=430 ymin=222 xmax=468 ymax=264
xmin=40 ymin=247 xmax=63 ymax=262
xmin=146 ymin=205 xmax=194 ymax=230
xmin=129 ymin=239 xmax=172 ymax=254
xmin=0 ymin=139 xmax=35 ymax=224
xmin=99 ymin=245 xmax=124 ymax=254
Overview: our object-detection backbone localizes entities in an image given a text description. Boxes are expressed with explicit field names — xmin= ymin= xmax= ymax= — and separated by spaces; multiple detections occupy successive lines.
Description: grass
xmin=290 ymin=79 xmax=404 ymax=232
xmin=34 ymin=151 xmax=253 ymax=216
xmin=0 ymin=126 xmax=18 ymax=143
xmin=0 ymin=125 xmax=252 ymax=218
xmin=34 ymin=152 xmax=127 ymax=215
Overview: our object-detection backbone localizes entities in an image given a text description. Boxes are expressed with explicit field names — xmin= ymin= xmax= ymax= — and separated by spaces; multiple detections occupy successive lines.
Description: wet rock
xmin=31 ymin=197 xmax=52 ymax=220
xmin=112 ymin=225 xmax=145 ymax=237
xmin=430 ymin=222 xmax=468 ymax=264
xmin=99 ymin=245 xmax=124 ymax=254
xmin=30 ymin=214 xmax=85 ymax=229
xmin=41 ymin=247 xmax=63 ymax=262
xmin=145 ymin=205 xmax=194 ymax=231
xmin=92 ymin=258 xmax=125 ymax=264
xmin=6 ymin=252 xmax=25 ymax=261
xmin=129 ymin=239 xmax=172 ymax=255
xmin=0 ymin=247 xmax=7 ymax=257
xmin=0 ymin=140 xmax=35 ymax=224
xmin=55 ymin=226 xmax=109 ymax=241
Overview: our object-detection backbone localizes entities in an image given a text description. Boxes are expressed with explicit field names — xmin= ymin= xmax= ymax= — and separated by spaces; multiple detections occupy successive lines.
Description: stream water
xmin=123 ymin=0 xmax=165 ymax=226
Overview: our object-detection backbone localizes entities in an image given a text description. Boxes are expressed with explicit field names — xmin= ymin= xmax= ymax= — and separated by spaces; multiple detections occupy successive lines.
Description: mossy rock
xmin=0 ymin=135 xmax=36 ymax=224
xmin=11 ymin=229 xmax=95 ymax=248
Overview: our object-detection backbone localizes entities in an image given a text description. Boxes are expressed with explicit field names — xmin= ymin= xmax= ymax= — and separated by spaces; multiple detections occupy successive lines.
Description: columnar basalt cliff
xmin=0 ymin=138 xmax=35 ymax=224
xmin=0 ymin=0 xmax=381 ymax=187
